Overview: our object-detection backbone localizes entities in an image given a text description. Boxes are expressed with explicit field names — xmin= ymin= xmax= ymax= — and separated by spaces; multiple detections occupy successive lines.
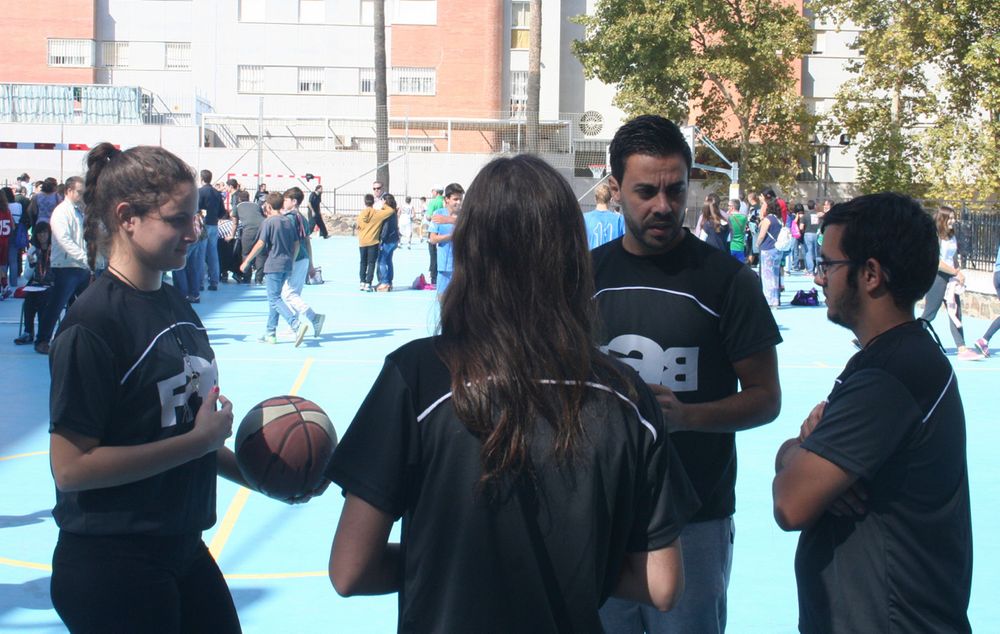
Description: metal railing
xmin=0 ymin=82 xmax=193 ymax=125
xmin=920 ymin=200 xmax=1000 ymax=272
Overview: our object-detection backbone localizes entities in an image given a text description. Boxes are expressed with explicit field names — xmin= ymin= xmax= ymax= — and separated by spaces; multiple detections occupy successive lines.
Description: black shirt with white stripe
xmin=592 ymin=232 xmax=782 ymax=522
xmin=49 ymin=274 xmax=219 ymax=536
xmin=797 ymin=320 xmax=972 ymax=633
xmin=326 ymin=337 xmax=696 ymax=633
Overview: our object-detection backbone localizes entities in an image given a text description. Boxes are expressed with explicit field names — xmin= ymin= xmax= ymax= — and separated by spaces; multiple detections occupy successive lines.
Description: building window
xmin=511 ymin=1 xmax=530 ymax=50
xmin=298 ymin=67 xmax=324 ymax=93
xmin=48 ymin=39 xmax=94 ymax=67
xmin=359 ymin=68 xmax=375 ymax=95
xmin=238 ymin=65 xmax=264 ymax=93
xmin=165 ymin=42 xmax=191 ymax=70
xmin=510 ymin=71 xmax=527 ymax=118
xmin=239 ymin=0 xmax=265 ymax=22
xmin=812 ymin=32 xmax=826 ymax=54
xmin=299 ymin=0 xmax=324 ymax=22
xmin=360 ymin=0 xmax=374 ymax=25
xmin=100 ymin=41 xmax=129 ymax=69
xmin=393 ymin=67 xmax=435 ymax=95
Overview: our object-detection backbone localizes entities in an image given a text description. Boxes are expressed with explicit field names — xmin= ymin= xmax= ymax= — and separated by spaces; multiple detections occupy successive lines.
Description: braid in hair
xmin=83 ymin=143 xmax=121 ymax=271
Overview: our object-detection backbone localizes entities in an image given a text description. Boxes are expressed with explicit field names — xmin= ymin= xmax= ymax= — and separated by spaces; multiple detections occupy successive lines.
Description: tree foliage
xmin=572 ymin=0 xmax=817 ymax=192
xmin=814 ymin=0 xmax=1000 ymax=199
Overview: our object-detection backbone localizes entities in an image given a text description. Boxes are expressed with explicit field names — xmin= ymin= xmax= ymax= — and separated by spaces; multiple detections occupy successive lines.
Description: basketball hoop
xmin=588 ymin=164 xmax=606 ymax=179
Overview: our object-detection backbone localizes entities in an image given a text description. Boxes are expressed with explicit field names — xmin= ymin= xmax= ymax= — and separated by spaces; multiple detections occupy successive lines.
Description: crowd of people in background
xmin=1 ymin=165 xmax=997 ymax=359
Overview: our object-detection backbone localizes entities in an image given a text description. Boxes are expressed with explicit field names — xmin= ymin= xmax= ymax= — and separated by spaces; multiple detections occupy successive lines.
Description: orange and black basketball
xmin=235 ymin=395 xmax=337 ymax=502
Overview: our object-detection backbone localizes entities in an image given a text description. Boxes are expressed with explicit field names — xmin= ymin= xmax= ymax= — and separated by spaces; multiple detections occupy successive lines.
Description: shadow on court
xmin=0 ymin=511 xmax=50 ymax=530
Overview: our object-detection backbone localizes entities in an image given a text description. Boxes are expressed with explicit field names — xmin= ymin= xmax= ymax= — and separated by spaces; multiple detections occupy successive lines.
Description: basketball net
xmin=588 ymin=164 xmax=606 ymax=179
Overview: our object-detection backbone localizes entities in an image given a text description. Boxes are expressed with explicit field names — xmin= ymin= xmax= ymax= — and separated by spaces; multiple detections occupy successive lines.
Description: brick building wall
xmin=390 ymin=0 xmax=503 ymax=152
xmin=0 ymin=0 xmax=97 ymax=84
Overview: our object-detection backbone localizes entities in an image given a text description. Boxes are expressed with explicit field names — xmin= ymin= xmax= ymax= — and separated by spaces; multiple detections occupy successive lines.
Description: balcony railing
xmin=0 ymin=83 xmax=194 ymax=125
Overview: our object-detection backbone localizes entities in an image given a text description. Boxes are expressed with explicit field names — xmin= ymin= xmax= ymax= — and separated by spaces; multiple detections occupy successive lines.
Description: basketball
xmin=235 ymin=396 xmax=337 ymax=502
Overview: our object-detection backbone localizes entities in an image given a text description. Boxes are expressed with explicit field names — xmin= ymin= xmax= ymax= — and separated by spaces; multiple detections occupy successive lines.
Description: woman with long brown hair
xmin=326 ymin=154 xmax=694 ymax=632
xmin=48 ymin=143 xmax=246 ymax=632
xmin=920 ymin=206 xmax=981 ymax=359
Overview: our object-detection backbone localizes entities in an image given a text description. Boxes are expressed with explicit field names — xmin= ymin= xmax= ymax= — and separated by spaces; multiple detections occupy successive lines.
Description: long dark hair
xmin=437 ymin=154 xmax=625 ymax=488
xmin=83 ymin=143 xmax=195 ymax=270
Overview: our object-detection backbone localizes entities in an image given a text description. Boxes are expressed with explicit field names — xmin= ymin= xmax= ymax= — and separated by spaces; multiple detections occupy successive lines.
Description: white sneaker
xmin=294 ymin=322 xmax=309 ymax=347
xmin=312 ymin=313 xmax=326 ymax=337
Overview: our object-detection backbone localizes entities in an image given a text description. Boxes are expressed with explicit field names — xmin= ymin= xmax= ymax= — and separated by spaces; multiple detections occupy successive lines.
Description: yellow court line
xmin=0 ymin=450 xmax=48 ymax=462
xmin=0 ymin=557 xmax=52 ymax=572
xmin=208 ymin=357 xmax=315 ymax=562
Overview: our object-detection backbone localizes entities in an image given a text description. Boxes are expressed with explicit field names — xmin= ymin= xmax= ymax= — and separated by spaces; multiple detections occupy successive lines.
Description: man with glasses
xmin=773 ymin=193 xmax=972 ymax=633
xmin=372 ymin=181 xmax=387 ymax=209
xmin=35 ymin=177 xmax=89 ymax=355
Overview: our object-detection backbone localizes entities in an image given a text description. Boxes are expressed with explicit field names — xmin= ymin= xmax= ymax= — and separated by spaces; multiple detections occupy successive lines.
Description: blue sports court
xmin=1 ymin=237 xmax=996 ymax=632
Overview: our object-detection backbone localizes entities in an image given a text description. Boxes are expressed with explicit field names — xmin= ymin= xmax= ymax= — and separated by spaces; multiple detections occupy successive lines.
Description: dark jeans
xmin=427 ymin=240 xmax=437 ymax=284
xmin=51 ymin=531 xmax=241 ymax=634
xmin=921 ymin=272 xmax=965 ymax=348
xmin=377 ymin=241 xmax=398 ymax=285
xmin=36 ymin=267 xmax=90 ymax=344
xmin=359 ymin=245 xmax=378 ymax=285
xmin=21 ymin=288 xmax=50 ymax=336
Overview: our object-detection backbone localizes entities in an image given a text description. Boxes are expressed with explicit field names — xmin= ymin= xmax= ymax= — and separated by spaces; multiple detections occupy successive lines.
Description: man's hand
xmin=431 ymin=213 xmax=454 ymax=225
xmin=798 ymin=401 xmax=827 ymax=441
xmin=828 ymin=482 xmax=868 ymax=518
xmin=647 ymin=383 xmax=689 ymax=432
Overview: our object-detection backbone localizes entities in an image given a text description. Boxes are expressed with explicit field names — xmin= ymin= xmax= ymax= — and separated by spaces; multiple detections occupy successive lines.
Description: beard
xmin=623 ymin=210 xmax=684 ymax=255
xmin=826 ymin=282 xmax=861 ymax=330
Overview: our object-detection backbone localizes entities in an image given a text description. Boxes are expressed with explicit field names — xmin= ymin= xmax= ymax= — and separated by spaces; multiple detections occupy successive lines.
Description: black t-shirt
xmin=326 ymin=337 xmax=697 ymax=634
xmin=797 ymin=321 xmax=972 ymax=633
xmin=198 ymin=184 xmax=224 ymax=225
xmin=234 ymin=201 xmax=264 ymax=235
xmin=49 ymin=274 xmax=220 ymax=536
xmin=592 ymin=232 xmax=782 ymax=521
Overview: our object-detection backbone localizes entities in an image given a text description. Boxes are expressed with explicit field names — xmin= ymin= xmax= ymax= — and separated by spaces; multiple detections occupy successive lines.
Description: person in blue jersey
xmin=584 ymin=183 xmax=626 ymax=249
xmin=326 ymin=154 xmax=697 ymax=633
xmin=774 ymin=193 xmax=972 ymax=633
xmin=427 ymin=182 xmax=464 ymax=296
xmin=48 ymin=143 xmax=249 ymax=633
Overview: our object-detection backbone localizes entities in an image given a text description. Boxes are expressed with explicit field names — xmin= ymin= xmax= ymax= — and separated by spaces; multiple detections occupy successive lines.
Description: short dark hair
xmin=283 ymin=187 xmax=304 ymax=205
xmin=226 ymin=178 xmax=239 ymax=188
xmin=609 ymin=115 xmax=692 ymax=184
xmin=237 ymin=190 xmax=250 ymax=203
xmin=200 ymin=169 xmax=212 ymax=184
xmin=444 ymin=183 xmax=464 ymax=198
xmin=65 ymin=175 xmax=84 ymax=190
xmin=822 ymin=192 xmax=938 ymax=310
xmin=763 ymin=189 xmax=777 ymax=199
xmin=41 ymin=177 xmax=57 ymax=194
xmin=364 ymin=193 xmax=375 ymax=206
xmin=265 ymin=191 xmax=284 ymax=210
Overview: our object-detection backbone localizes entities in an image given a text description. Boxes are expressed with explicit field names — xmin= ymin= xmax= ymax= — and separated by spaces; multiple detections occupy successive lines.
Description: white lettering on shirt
xmin=602 ymin=334 xmax=699 ymax=392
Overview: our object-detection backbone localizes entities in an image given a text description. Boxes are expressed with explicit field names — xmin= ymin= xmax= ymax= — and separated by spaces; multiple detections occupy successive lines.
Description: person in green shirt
xmin=424 ymin=187 xmax=444 ymax=285
xmin=727 ymin=198 xmax=748 ymax=263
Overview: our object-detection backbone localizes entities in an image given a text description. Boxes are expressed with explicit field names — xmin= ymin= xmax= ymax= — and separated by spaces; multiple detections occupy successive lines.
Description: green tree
xmin=815 ymin=0 xmax=1000 ymax=199
xmin=573 ymin=0 xmax=817 ymax=192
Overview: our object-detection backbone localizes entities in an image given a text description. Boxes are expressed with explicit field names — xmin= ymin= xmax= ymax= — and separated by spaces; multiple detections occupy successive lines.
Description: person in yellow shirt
xmin=356 ymin=193 xmax=395 ymax=291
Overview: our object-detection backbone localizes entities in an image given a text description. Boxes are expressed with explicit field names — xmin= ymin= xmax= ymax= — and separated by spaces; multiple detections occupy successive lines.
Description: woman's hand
xmin=192 ymin=388 xmax=234 ymax=454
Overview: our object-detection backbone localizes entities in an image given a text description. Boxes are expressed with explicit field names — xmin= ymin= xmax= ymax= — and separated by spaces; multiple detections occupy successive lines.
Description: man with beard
xmin=594 ymin=115 xmax=782 ymax=634
xmin=773 ymin=193 xmax=972 ymax=633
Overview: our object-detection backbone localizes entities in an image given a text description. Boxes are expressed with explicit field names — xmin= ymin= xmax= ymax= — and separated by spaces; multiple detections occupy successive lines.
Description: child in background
xmin=14 ymin=222 xmax=54 ymax=344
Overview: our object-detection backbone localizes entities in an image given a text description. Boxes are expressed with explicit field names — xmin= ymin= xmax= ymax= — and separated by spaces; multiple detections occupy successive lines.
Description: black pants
xmin=921 ymin=272 xmax=965 ymax=348
xmin=21 ymin=288 xmax=50 ymax=336
xmin=51 ymin=531 xmax=241 ymax=634
xmin=313 ymin=206 xmax=329 ymax=238
xmin=359 ymin=245 xmax=378 ymax=284
xmin=427 ymin=240 xmax=438 ymax=284
xmin=239 ymin=228 xmax=266 ymax=283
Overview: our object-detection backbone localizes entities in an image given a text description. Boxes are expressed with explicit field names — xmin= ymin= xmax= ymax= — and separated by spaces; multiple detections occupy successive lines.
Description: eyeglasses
xmin=372 ymin=186 xmax=382 ymax=191
xmin=815 ymin=258 xmax=852 ymax=277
